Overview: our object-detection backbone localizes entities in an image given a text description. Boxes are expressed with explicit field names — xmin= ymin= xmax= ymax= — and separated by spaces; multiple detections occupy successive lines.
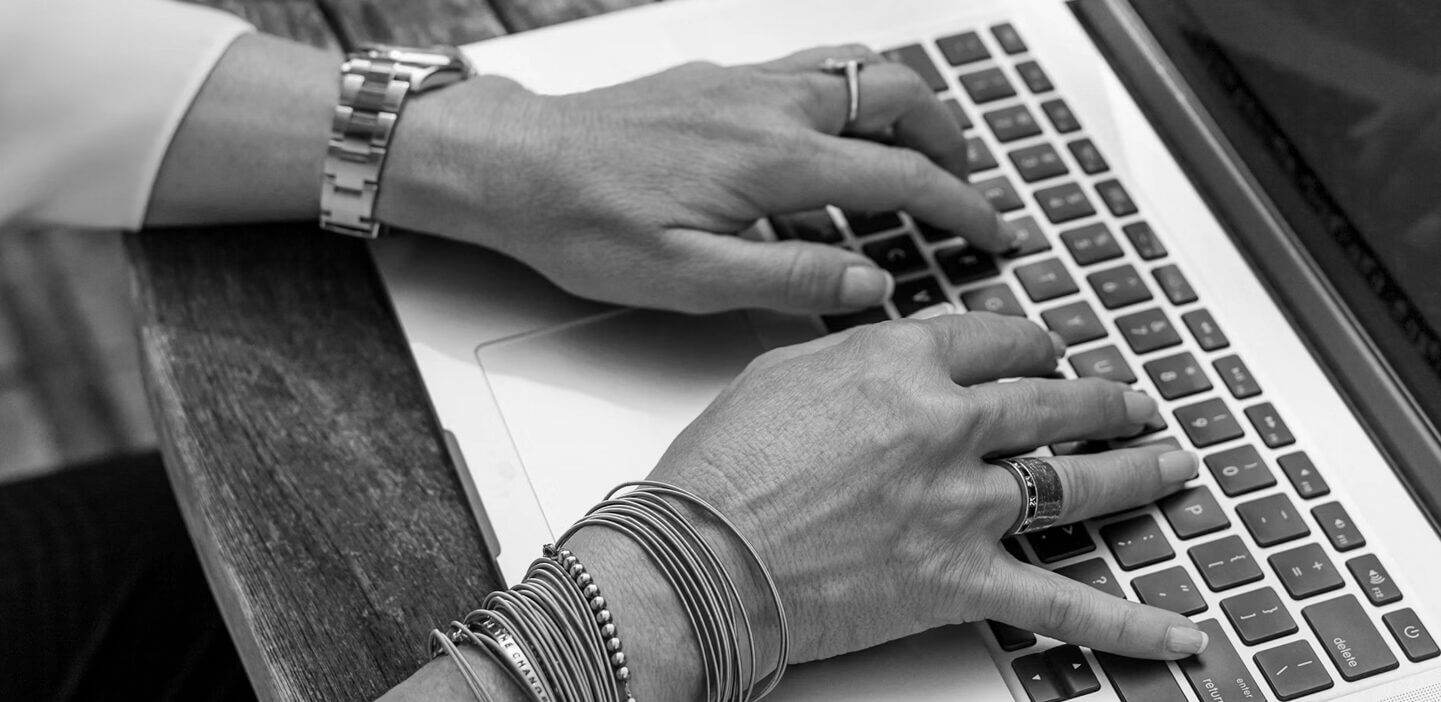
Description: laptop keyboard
xmin=763 ymin=21 xmax=1439 ymax=702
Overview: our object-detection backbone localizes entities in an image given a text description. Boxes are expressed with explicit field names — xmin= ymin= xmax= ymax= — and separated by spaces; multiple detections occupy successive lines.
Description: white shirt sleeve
xmin=0 ymin=0 xmax=254 ymax=230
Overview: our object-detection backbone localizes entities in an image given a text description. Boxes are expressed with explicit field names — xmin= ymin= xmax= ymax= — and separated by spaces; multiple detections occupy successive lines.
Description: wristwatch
xmin=320 ymin=44 xmax=475 ymax=238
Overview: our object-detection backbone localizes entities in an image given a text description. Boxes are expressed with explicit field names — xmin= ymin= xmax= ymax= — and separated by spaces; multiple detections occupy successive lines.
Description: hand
xmin=647 ymin=311 xmax=1206 ymax=664
xmin=379 ymin=46 xmax=1020 ymax=314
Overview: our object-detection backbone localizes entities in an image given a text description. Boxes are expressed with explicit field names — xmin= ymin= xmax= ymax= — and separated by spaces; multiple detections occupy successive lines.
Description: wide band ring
xmin=993 ymin=457 xmax=1064 ymax=536
xmin=819 ymin=57 xmax=868 ymax=129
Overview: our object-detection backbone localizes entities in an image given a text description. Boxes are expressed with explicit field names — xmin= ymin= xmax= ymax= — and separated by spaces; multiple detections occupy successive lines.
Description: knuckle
xmin=862 ymin=319 xmax=936 ymax=356
xmin=1041 ymin=582 xmax=1089 ymax=635
xmin=780 ymin=247 xmax=834 ymax=307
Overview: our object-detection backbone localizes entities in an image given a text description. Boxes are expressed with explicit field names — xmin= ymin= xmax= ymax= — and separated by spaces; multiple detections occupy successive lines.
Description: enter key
xmin=1177 ymin=619 xmax=1268 ymax=701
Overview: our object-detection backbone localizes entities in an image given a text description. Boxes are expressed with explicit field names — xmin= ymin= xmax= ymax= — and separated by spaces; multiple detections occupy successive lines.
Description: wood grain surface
xmin=124 ymin=1 xmax=655 ymax=700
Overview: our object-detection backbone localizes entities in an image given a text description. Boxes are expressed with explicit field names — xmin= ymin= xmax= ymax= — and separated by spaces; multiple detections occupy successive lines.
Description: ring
xmin=819 ymin=57 xmax=868 ymax=129
xmin=993 ymin=457 xmax=1064 ymax=535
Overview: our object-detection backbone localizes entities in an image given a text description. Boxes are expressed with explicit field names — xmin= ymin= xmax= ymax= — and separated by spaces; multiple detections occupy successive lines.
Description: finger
xmin=662 ymin=232 xmax=894 ymax=314
xmin=754 ymin=301 xmax=957 ymax=368
xmin=913 ymin=313 xmax=1065 ymax=386
xmin=753 ymin=44 xmax=882 ymax=74
xmin=814 ymin=62 xmax=970 ymax=179
xmin=967 ymin=378 xmax=1162 ymax=453
xmin=984 ymin=560 xmax=1209 ymax=660
xmin=985 ymin=446 xmax=1198 ymax=527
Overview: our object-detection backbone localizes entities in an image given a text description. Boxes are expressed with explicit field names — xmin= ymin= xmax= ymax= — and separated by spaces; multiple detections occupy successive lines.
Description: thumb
xmin=670 ymin=231 xmax=894 ymax=314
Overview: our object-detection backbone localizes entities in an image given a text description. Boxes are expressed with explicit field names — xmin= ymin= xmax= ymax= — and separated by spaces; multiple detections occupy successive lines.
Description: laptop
xmin=370 ymin=0 xmax=1441 ymax=699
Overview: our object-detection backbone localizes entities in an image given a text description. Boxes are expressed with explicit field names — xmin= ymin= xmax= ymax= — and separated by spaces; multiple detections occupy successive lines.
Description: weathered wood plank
xmin=319 ymin=0 xmax=509 ymax=48
xmin=490 ymin=0 xmax=656 ymax=33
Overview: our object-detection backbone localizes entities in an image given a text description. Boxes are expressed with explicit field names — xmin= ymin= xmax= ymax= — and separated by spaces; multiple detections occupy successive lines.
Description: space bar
xmin=1176 ymin=620 xmax=1269 ymax=702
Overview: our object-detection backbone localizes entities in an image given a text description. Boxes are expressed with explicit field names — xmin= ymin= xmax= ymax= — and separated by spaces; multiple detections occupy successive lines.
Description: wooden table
xmin=125 ymin=1 xmax=652 ymax=699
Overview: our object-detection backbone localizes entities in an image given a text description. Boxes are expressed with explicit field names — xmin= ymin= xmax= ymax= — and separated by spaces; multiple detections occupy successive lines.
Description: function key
xmin=1312 ymin=502 xmax=1365 ymax=551
xmin=1189 ymin=535 xmax=1263 ymax=591
xmin=1213 ymin=355 xmax=1261 ymax=399
xmin=1012 ymin=652 xmax=1065 ymax=702
xmin=1040 ymin=98 xmax=1081 ymax=133
xmin=1383 ymin=608 xmax=1440 ymax=662
xmin=959 ymin=67 xmax=1016 ymax=103
xmin=1277 ymin=451 xmax=1330 ymax=499
xmin=1044 ymin=645 xmax=1102 ymax=698
xmin=1132 ymin=566 xmax=1207 ymax=615
xmin=990 ymin=22 xmax=1028 ymax=55
xmin=861 ymin=234 xmax=926 ymax=275
xmin=1014 ymin=258 xmax=1078 ymax=302
xmin=1236 ymin=493 xmax=1310 ymax=547
xmin=1204 ymin=444 xmax=1276 ymax=496
xmin=1116 ymin=307 xmax=1182 ymax=354
xmin=973 ymin=175 xmax=1025 ymax=212
xmin=1346 ymin=554 xmax=1401 ymax=606
xmin=1095 ymin=652 xmax=1190 ymax=702
xmin=1254 ymin=640 xmax=1334 ymax=701
xmin=989 ymin=620 xmax=1037 ymax=652
xmin=961 ymin=282 xmax=1025 ymax=317
xmin=1028 ymin=522 xmax=1095 ymax=563
xmin=882 ymin=45 xmax=948 ymax=92
xmin=935 ymin=31 xmax=990 ymax=66
xmin=934 ymin=244 xmax=999 ymax=286
xmin=1151 ymin=264 xmax=1197 ymax=305
xmin=770 ymin=210 xmax=841 ymax=244
xmin=942 ymin=98 xmax=972 ymax=130
xmin=1041 ymin=300 xmax=1106 ymax=345
xmin=1094 ymin=179 xmax=1138 ymax=217
xmin=1245 ymin=402 xmax=1295 ymax=448
xmin=1056 ymin=557 xmax=1125 ymax=598
xmin=1303 ymin=594 xmax=1400 ymax=681
xmin=1100 ymin=515 xmax=1174 ymax=570
xmin=1177 ymin=620 xmax=1265 ymax=702
xmin=1144 ymin=351 xmax=1212 ymax=400
xmin=1270 ymin=542 xmax=1343 ymax=599
xmin=822 ymin=307 xmax=888 ymax=332
xmin=1014 ymin=60 xmax=1053 ymax=93
xmin=984 ymin=104 xmax=1043 ymax=142
xmin=1009 ymin=143 xmax=1068 ymax=182
xmin=966 ymin=136 xmax=998 ymax=171
xmin=1160 ymin=486 xmax=1230 ymax=539
xmin=1067 ymin=138 xmax=1109 ymax=174
xmin=1123 ymin=221 xmax=1166 ymax=259
xmin=1060 ymin=222 xmax=1123 ymax=265
xmin=1087 ymin=264 xmax=1152 ymax=309
xmin=1182 ymin=309 xmax=1230 ymax=350
xmin=1003 ymin=215 xmax=1051 ymax=258
xmin=1176 ymin=398 xmax=1245 ymax=449
xmin=892 ymin=277 xmax=947 ymax=317
xmin=1069 ymin=345 xmax=1137 ymax=383
xmin=844 ymin=210 xmax=904 ymax=236
xmin=1221 ymin=587 xmax=1298 ymax=645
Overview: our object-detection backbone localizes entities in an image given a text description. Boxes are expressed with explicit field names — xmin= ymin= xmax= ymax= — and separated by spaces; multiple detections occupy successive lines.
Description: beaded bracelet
xmin=546 ymin=546 xmax=635 ymax=701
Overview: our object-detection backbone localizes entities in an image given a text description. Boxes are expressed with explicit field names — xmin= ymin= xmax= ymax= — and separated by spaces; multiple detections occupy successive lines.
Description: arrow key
xmin=1012 ymin=652 xmax=1064 ymax=702
xmin=1044 ymin=645 xmax=1101 ymax=698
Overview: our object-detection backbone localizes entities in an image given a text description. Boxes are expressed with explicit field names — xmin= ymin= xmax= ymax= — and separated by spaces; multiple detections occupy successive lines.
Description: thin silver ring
xmin=993 ymin=457 xmax=1064 ymax=535
xmin=820 ymin=57 xmax=868 ymax=129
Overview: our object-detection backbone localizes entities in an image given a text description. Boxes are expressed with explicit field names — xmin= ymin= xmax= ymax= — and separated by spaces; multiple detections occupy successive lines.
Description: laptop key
xmin=1222 ymin=587 xmax=1298 ymax=645
xmin=1245 ymin=402 xmax=1295 ymax=448
xmin=961 ymin=283 xmax=1025 ymax=317
xmin=882 ymin=45 xmax=948 ymax=92
xmin=822 ymin=307 xmax=888 ymax=332
xmin=1177 ymin=620 xmax=1266 ymax=702
xmin=891 ymin=277 xmax=947 ymax=317
xmin=990 ymin=22 xmax=1029 ymax=55
xmin=1346 ymin=554 xmax=1401 ymax=606
xmin=935 ymin=31 xmax=989 ymax=66
xmin=1255 ymin=640 xmax=1334 ymax=701
xmin=1035 ymin=182 xmax=1096 ymax=224
xmin=1145 ymin=352 xmax=1211 ymax=400
xmin=1304 ymin=594 xmax=1400 ymax=681
xmin=1060 ymin=222 xmax=1123 ymax=265
xmin=1004 ymin=215 xmax=1051 ymax=258
xmin=1312 ymin=502 xmax=1365 ymax=551
xmin=1189 ymin=535 xmax=1263 ymax=591
xmin=1177 ymin=398 xmax=1245 ymax=449
xmin=984 ymin=104 xmax=1043 ymax=142
xmin=1056 ymin=557 xmax=1125 ymax=598
xmin=861 ymin=234 xmax=926 ymax=275
xmin=1003 ymin=536 xmax=1029 ymax=562
xmin=967 ymin=136 xmax=998 ymax=171
xmin=1160 ymin=486 xmax=1230 ymax=539
xmin=1271 ymin=542 xmax=1343 ymax=599
xmin=1277 ymin=452 xmax=1330 ymax=499
xmin=1028 ymin=523 xmax=1095 ymax=564
xmin=1042 ymin=300 xmax=1106 ymax=345
xmin=1122 ymin=221 xmax=1165 ymax=259
xmin=934 ymin=244 xmax=998 ymax=286
xmin=959 ymin=66 xmax=1016 ymax=103
xmin=844 ymin=210 xmax=904 ymax=236
xmin=770 ymin=210 xmax=841 ymax=244
xmin=1204 ymin=445 xmax=1275 ymax=496
xmin=1009 ymin=143 xmax=1068 ymax=182
xmin=1152 ymin=264 xmax=1197 ymax=305
xmin=1069 ymin=346 xmax=1137 ymax=383
xmin=1044 ymin=645 xmax=1101 ymax=698
xmin=1095 ymin=653 xmax=1189 ymax=702
xmin=1133 ymin=566 xmax=1207 ymax=615
xmin=973 ymin=175 xmax=1025 ymax=212
xmin=1014 ymin=258 xmax=1078 ymax=302
xmin=1068 ymin=138 xmax=1109 ymax=175
xmin=1012 ymin=653 xmax=1065 ymax=702
xmin=1101 ymin=515 xmax=1173 ymax=570
xmin=1384 ymin=608 xmax=1440 ymax=662
xmin=989 ymin=620 xmax=1037 ymax=652
xmin=1182 ymin=309 xmax=1229 ymax=350
xmin=1237 ymin=493 xmax=1310 ymax=547
xmin=1087 ymin=264 xmax=1152 ymax=309
xmin=1213 ymin=355 xmax=1261 ymax=399
xmin=1117 ymin=308 xmax=1182 ymax=354
xmin=1040 ymin=98 xmax=1081 ymax=133
xmin=1094 ymin=179 xmax=1138 ymax=217
xmin=941 ymin=98 xmax=972 ymax=131
xmin=1014 ymin=60 xmax=1053 ymax=93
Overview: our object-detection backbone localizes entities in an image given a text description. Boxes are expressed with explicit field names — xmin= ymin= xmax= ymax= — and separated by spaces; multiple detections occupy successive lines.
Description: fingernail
xmin=909 ymin=302 xmax=956 ymax=319
xmin=1123 ymin=391 xmax=1158 ymax=425
xmin=840 ymin=266 xmax=893 ymax=307
xmin=1165 ymin=625 xmax=1209 ymax=656
xmin=1048 ymin=331 xmax=1067 ymax=358
xmin=1158 ymin=450 xmax=1199 ymax=483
